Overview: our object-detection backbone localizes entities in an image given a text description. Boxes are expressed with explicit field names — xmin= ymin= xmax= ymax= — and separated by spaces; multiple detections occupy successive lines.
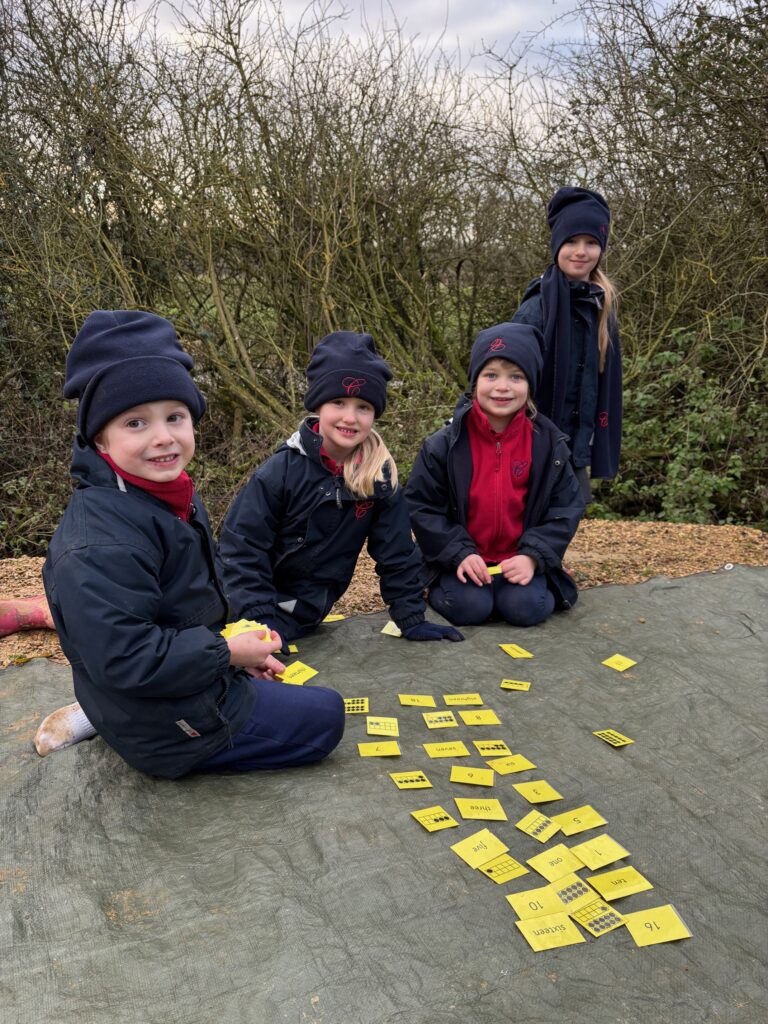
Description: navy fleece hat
xmin=303 ymin=331 xmax=393 ymax=418
xmin=64 ymin=310 xmax=206 ymax=441
xmin=548 ymin=187 xmax=611 ymax=260
xmin=469 ymin=322 xmax=544 ymax=398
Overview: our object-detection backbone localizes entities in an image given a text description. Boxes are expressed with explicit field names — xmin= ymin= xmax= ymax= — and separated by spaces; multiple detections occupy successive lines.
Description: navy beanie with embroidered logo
xmin=303 ymin=331 xmax=393 ymax=418
xmin=548 ymin=186 xmax=611 ymax=260
xmin=64 ymin=310 xmax=206 ymax=441
xmin=469 ymin=322 xmax=544 ymax=398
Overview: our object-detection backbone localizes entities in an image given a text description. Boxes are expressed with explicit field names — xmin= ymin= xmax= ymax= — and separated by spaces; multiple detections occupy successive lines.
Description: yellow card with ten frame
xmin=389 ymin=770 xmax=432 ymax=790
xmin=571 ymin=899 xmax=625 ymax=937
xmin=474 ymin=740 xmax=512 ymax=757
xmin=527 ymin=844 xmax=585 ymax=883
xmin=411 ymin=805 xmax=459 ymax=832
xmin=423 ymin=710 xmax=459 ymax=729
xmin=587 ymin=866 xmax=653 ymax=900
xmin=454 ymin=797 xmax=507 ymax=821
xmin=602 ymin=653 xmax=637 ymax=672
xmin=487 ymin=753 xmax=536 ymax=775
xmin=343 ymin=697 xmax=368 ymax=715
xmin=423 ymin=740 xmax=470 ymax=758
xmin=459 ymin=709 xmax=501 ymax=726
xmin=357 ymin=740 xmax=401 ymax=757
xmin=594 ymin=728 xmax=634 ymax=747
xmin=623 ymin=905 xmax=692 ymax=947
xmin=451 ymin=827 xmax=509 ymax=869
xmin=277 ymin=661 xmax=318 ymax=685
xmin=366 ymin=716 xmax=399 ymax=736
xmin=515 ymin=913 xmax=586 ymax=952
xmin=516 ymin=810 xmax=561 ymax=843
xmin=498 ymin=643 xmax=534 ymax=658
xmin=570 ymin=834 xmax=629 ymax=871
xmin=549 ymin=873 xmax=601 ymax=915
xmin=478 ymin=853 xmax=529 ymax=884
xmin=398 ymin=693 xmax=436 ymax=707
xmin=513 ymin=780 xmax=563 ymax=804
xmin=444 ymin=692 xmax=483 ymax=706
xmin=450 ymin=765 xmax=495 ymax=787
xmin=500 ymin=679 xmax=531 ymax=692
xmin=550 ymin=805 xmax=606 ymax=836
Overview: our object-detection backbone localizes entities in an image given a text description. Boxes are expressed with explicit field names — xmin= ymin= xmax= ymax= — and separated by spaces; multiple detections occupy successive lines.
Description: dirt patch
xmin=1 ymin=521 xmax=766 ymax=668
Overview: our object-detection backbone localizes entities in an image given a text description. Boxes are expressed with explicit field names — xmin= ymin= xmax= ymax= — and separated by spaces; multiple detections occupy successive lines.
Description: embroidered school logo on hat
xmin=489 ymin=339 xmax=505 ymax=352
xmin=354 ymin=500 xmax=374 ymax=519
xmin=598 ymin=411 xmax=609 ymax=428
xmin=342 ymin=376 xmax=367 ymax=396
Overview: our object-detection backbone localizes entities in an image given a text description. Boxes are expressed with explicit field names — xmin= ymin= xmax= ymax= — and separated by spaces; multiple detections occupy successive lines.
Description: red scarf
xmin=99 ymin=452 xmax=194 ymax=522
xmin=311 ymin=421 xmax=345 ymax=476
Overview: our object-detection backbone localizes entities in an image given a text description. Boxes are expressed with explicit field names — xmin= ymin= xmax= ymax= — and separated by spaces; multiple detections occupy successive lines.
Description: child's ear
xmin=93 ymin=433 xmax=106 ymax=452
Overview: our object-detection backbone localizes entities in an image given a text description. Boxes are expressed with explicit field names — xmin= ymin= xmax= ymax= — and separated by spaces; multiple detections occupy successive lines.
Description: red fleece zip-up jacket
xmin=465 ymin=400 xmax=532 ymax=563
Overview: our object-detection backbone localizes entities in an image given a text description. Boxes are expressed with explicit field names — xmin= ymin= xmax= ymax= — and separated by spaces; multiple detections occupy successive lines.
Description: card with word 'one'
xmin=515 ymin=810 xmax=561 ymax=844
xmin=587 ymin=866 xmax=653 ymax=900
xmin=423 ymin=741 xmax=470 ymax=758
xmin=454 ymin=797 xmax=507 ymax=821
xmin=381 ymin=620 xmax=402 ymax=637
xmin=593 ymin=728 xmax=634 ymax=747
xmin=444 ymin=692 xmax=483 ymax=706
xmin=389 ymin=770 xmax=433 ymax=790
xmin=398 ymin=693 xmax=436 ymax=707
xmin=500 ymin=679 xmax=531 ymax=692
xmin=513 ymin=780 xmax=563 ymax=804
xmin=450 ymin=765 xmax=495 ymax=787
xmin=411 ymin=805 xmax=459 ymax=832
xmin=423 ymin=710 xmax=459 ymax=729
xmin=623 ymin=905 xmax=692 ymax=947
xmin=601 ymin=653 xmax=637 ymax=672
xmin=569 ymin=834 xmax=629 ymax=871
xmin=478 ymin=852 xmax=529 ymax=884
xmin=451 ymin=827 xmax=508 ymax=869
xmin=527 ymin=844 xmax=585 ymax=883
xmin=343 ymin=697 xmax=369 ymax=715
xmin=571 ymin=899 xmax=625 ymax=937
xmin=276 ymin=661 xmax=319 ymax=685
xmin=498 ymin=643 xmax=534 ymax=659
xmin=459 ymin=709 xmax=502 ymax=726
xmin=515 ymin=912 xmax=586 ymax=952
xmin=487 ymin=754 xmax=537 ymax=775
xmin=474 ymin=740 xmax=512 ymax=757
xmin=366 ymin=716 xmax=399 ymax=737
xmin=357 ymin=741 xmax=401 ymax=758
xmin=549 ymin=805 xmax=606 ymax=836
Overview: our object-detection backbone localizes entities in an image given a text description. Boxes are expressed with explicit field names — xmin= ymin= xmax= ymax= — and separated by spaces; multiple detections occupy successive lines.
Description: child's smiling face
xmin=557 ymin=234 xmax=602 ymax=281
xmin=94 ymin=400 xmax=195 ymax=481
xmin=474 ymin=358 xmax=529 ymax=431
xmin=315 ymin=397 xmax=375 ymax=462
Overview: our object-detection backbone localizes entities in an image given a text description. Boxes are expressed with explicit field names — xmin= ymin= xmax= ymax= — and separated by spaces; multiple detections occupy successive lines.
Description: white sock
xmin=34 ymin=702 xmax=97 ymax=757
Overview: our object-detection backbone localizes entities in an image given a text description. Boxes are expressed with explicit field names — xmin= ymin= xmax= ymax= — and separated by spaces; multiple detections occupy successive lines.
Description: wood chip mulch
xmin=1 ymin=520 xmax=766 ymax=669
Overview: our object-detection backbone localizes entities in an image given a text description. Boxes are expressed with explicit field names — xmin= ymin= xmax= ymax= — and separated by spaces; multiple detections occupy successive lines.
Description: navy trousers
xmin=195 ymin=678 xmax=345 ymax=773
xmin=428 ymin=571 xmax=555 ymax=628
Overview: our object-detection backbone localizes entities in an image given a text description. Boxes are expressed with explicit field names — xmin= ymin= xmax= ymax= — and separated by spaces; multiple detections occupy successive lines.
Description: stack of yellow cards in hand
xmin=220 ymin=619 xmax=271 ymax=639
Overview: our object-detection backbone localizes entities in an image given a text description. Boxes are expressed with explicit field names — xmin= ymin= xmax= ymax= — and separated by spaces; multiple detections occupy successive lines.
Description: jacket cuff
xmin=451 ymin=546 xmax=477 ymax=570
xmin=213 ymin=634 xmax=232 ymax=676
xmin=394 ymin=612 xmax=425 ymax=632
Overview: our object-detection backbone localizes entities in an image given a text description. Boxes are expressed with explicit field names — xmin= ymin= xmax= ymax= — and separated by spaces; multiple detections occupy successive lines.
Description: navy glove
xmin=402 ymin=622 xmax=465 ymax=642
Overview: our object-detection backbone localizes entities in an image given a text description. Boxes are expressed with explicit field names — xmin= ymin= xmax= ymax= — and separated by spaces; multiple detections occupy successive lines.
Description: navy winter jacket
xmin=43 ymin=441 xmax=256 ymax=779
xmin=218 ymin=419 xmax=426 ymax=638
xmin=405 ymin=398 xmax=585 ymax=609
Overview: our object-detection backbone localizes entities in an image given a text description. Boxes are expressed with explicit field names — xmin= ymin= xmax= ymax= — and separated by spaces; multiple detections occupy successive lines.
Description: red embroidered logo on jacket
xmin=598 ymin=411 xmax=609 ymax=428
xmin=511 ymin=460 xmax=529 ymax=479
xmin=354 ymin=500 xmax=374 ymax=519
xmin=488 ymin=339 xmax=505 ymax=352
xmin=342 ymin=376 xmax=367 ymax=396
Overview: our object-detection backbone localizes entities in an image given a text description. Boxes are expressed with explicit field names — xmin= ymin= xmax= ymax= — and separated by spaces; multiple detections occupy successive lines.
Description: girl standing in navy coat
xmin=406 ymin=323 xmax=584 ymax=628
xmin=513 ymin=187 xmax=622 ymax=501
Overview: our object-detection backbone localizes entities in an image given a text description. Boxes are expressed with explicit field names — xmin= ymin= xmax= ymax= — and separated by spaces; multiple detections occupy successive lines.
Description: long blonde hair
xmin=591 ymin=266 xmax=618 ymax=372
xmin=343 ymin=427 xmax=398 ymax=498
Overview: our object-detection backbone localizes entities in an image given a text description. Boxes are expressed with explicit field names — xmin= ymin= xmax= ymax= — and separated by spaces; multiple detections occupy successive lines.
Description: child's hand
xmin=456 ymin=554 xmax=492 ymax=586
xmin=500 ymin=555 xmax=537 ymax=585
xmin=227 ymin=629 xmax=286 ymax=676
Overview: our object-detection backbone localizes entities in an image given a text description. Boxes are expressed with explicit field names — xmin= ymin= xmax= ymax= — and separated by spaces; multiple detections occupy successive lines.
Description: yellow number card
xmin=506 ymin=883 xmax=563 ymax=920
xmin=220 ymin=619 xmax=270 ymax=639
xmin=389 ymin=770 xmax=432 ymax=790
xmin=423 ymin=741 xmax=470 ymax=758
xmin=381 ymin=620 xmax=402 ymax=637
xmin=487 ymin=754 xmax=536 ymax=775
xmin=398 ymin=694 xmax=436 ymax=707
xmin=515 ymin=810 xmax=561 ymax=844
xmin=550 ymin=873 xmax=600 ymax=915
xmin=593 ymin=728 xmax=634 ymax=747
xmin=513 ymin=780 xmax=563 ymax=804
xmin=571 ymin=899 xmax=625 ymax=937
xmin=450 ymin=765 xmax=495 ymax=787
xmin=366 ymin=716 xmax=399 ymax=736
xmin=454 ymin=797 xmax=507 ymax=821
xmin=276 ymin=661 xmax=318 ymax=685
xmin=499 ymin=643 xmax=534 ymax=658
xmin=474 ymin=740 xmax=512 ymax=757
xmin=515 ymin=913 xmax=586 ymax=952
xmin=601 ymin=653 xmax=637 ymax=672
xmin=487 ymin=565 xmax=502 ymax=575
xmin=357 ymin=741 xmax=401 ymax=757
xmin=569 ymin=834 xmax=629 ymax=871
xmin=411 ymin=805 xmax=459 ymax=832
xmin=550 ymin=805 xmax=607 ymax=836
xmin=478 ymin=853 xmax=529 ymax=884
xmin=423 ymin=710 xmax=459 ymax=729
xmin=459 ymin=709 xmax=501 ymax=726
xmin=527 ymin=844 xmax=585 ymax=883
xmin=500 ymin=679 xmax=531 ymax=692
xmin=623 ymin=905 xmax=692 ymax=947
xmin=288 ymin=643 xmax=299 ymax=654
xmin=451 ymin=828 xmax=508 ymax=869
xmin=587 ymin=866 xmax=653 ymax=900
xmin=322 ymin=613 xmax=345 ymax=622
xmin=444 ymin=692 xmax=483 ymax=706
xmin=343 ymin=697 xmax=369 ymax=715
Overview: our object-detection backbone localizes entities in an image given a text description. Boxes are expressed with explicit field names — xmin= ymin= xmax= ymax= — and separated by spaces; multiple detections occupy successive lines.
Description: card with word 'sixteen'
xmin=444 ymin=692 xmax=483 ymax=706
xmin=515 ymin=912 xmax=586 ymax=952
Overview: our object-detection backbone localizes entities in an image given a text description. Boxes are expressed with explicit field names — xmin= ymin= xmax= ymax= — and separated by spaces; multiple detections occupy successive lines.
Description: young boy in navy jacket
xmin=406 ymin=322 xmax=584 ymax=628
xmin=36 ymin=310 xmax=344 ymax=777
